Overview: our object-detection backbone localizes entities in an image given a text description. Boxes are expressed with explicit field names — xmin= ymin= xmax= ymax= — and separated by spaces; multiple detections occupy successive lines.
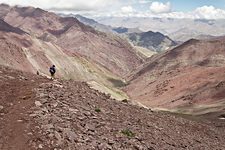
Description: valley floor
xmin=0 ymin=66 xmax=225 ymax=150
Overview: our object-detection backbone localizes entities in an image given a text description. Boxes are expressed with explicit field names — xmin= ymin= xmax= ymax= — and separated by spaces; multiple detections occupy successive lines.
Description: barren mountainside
xmin=0 ymin=4 xmax=143 ymax=78
xmin=125 ymin=38 xmax=225 ymax=117
xmin=0 ymin=4 xmax=146 ymax=100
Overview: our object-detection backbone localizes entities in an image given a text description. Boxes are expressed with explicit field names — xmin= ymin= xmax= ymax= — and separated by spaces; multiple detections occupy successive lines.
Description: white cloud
xmin=193 ymin=5 xmax=225 ymax=19
xmin=150 ymin=1 xmax=171 ymax=14
xmin=139 ymin=0 xmax=152 ymax=4
xmin=0 ymin=0 xmax=118 ymax=11
xmin=121 ymin=6 xmax=134 ymax=13
xmin=1 ymin=0 xmax=225 ymax=19
xmin=156 ymin=5 xmax=225 ymax=19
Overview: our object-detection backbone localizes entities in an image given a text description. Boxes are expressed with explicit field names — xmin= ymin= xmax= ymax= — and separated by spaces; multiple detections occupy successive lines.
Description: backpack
xmin=49 ymin=67 xmax=56 ymax=74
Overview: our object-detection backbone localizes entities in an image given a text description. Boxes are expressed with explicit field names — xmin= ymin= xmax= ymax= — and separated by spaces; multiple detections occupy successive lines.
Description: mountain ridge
xmin=0 ymin=4 xmax=146 ymax=100
xmin=1 ymin=5 xmax=144 ymax=77
xmin=95 ymin=17 xmax=225 ymax=42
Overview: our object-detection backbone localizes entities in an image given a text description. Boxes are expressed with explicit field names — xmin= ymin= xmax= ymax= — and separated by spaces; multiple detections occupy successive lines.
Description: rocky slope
xmin=0 ymin=65 xmax=225 ymax=150
xmin=124 ymin=38 xmax=225 ymax=116
xmin=0 ymin=4 xmax=143 ymax=78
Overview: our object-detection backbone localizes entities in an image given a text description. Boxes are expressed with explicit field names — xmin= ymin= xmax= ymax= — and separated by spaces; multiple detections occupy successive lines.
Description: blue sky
xmin=1 ymin=0 xmax=225 ymax=18
xmin=131 ymin=0 xmax=225 ymax=12
xmin=167 ymin=0 xmax=225 ymax=11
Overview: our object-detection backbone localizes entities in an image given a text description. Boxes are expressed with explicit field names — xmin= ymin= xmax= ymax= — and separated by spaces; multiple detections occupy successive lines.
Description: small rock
xmin=29 ymin=113 xmax=37 ymax=117
xmin=27 ymin=132 xmax=33 ymax=135
xmin=22 ymin=96 xmax=30 ymax=100
xmin=35 ymin=101 xmax=42 ymax=107
xmin=42 ymin=124 xmax=54 ymax=132
xmin=55 ymin=131 xmax=63 ymax=145
xmin=108 ymin=140 xmax=115 ymax=145
xmin=85 ymin=124 xmax=95 ymax=132
xmin=53 ymin=84 xmax=63 ymax=88
xmin=64 ymin=129 xmax=77 ymax=142
xmin=52 ymin=102 xmax=58 ymax=108
xmin=77 ymin=116 xmax=86 ymax=121
xmin=6 ymin=75 xmax=15 ymax=79
xmin=39 ymin=93 xmax=48 ymax=98
xmin=19 ymin=75 xmax=27 ymax=80
xmin=121 ymin=99 xmax=129 ymax=103
xmin=38 ymin=144 xmax=43 ymax=149
xmin=0 ymin=105 xmax=3 ymax=111
xmin=69 ymin=108 xmax=79 ymax=113
xmin=98 ymin=143 xmax=111 ymax=149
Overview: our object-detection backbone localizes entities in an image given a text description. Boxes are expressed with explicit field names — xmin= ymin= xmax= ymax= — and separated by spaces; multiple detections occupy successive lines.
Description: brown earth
xmin=125 ymin=38 xmax=225 ymax=116
xmin=0 ymin=66 xmax=225 ymax=150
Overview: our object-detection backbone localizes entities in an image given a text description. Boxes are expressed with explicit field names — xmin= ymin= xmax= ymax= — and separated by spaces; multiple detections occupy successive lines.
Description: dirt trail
xmin=0 ymin=66 xmax=225 ymax=150
xmin=0 ymin=66 xmax=48 ymax=150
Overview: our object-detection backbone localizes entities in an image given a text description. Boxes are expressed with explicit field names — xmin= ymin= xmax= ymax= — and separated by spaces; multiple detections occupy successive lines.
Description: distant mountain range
xmin=63 ymin=14 xmax=177 ymax=52
xmin=72 ymin=14 xmax=113 ymax=33
xmin=127 ymin=31 xmax=177 ymax=52
xmin=95 ymin=17 xmax=225 ymax=42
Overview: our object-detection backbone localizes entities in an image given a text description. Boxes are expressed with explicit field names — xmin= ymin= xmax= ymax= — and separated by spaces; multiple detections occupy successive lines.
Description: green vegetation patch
xmin=95 ymin=108 xmax=101 ymax=113
xmin=107 ymin=78 xmax=127 ymax=88
xmin=121 ymin=129 xmax=135 ymax=137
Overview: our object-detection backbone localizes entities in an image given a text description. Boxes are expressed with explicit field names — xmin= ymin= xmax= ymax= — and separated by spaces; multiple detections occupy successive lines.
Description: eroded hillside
xmin=0 ymin=66 xmax=224 ymax=150
xmin=0 ymin=4 xmax=143 ymax=78
xmin=124 ymin=38 xmax=225 ymax=116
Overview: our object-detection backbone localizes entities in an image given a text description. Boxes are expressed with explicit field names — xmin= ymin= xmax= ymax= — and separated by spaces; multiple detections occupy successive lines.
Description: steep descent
xmin=0 ymin=65 xmax=224 ymax=149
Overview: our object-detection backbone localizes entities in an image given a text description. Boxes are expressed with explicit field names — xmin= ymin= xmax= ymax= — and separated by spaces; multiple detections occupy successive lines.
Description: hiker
xmin=49 ymin=65 xmax=56 ymax=79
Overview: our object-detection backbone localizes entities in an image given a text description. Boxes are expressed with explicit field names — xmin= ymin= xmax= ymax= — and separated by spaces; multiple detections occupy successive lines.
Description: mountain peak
xmin=0 ymin=19 xmax=25 ymax=34
xmin=12 ymin=5 xmax=47 ymax=18
xmin=0 ymin=3 xmax=10 ymax=8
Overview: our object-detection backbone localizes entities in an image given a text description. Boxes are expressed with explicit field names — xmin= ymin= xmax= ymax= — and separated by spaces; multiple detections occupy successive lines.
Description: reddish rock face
xmin=0 ymin=18 xmax=53 ymax=74
xmin=0 ymin=5 xmax=143 ymax=78
xmin=125 ymin=38 xmax=225 ymax=114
